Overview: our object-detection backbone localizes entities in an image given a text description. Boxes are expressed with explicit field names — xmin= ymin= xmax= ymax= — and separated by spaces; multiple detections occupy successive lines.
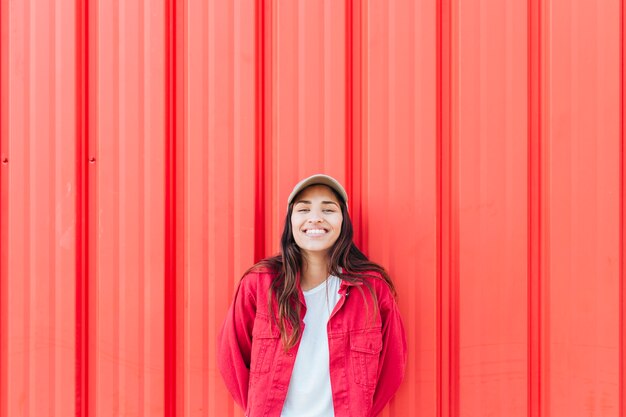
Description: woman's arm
xmin=217 ymin=275 xmax=257 ymax=410
xmin=370 ymin=289 xmax=408 ymax=417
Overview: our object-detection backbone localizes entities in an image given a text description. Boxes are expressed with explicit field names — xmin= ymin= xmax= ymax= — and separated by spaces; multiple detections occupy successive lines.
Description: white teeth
xmin=305 ymin=229 xmax=326 ymax=235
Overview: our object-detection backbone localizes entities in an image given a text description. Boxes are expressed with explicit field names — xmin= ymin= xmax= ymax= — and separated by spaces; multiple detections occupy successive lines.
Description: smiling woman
xmin=290 ymin=185 xmax=343 ymax=280
xmin=217 ymin=174 xmax=408 ymax=417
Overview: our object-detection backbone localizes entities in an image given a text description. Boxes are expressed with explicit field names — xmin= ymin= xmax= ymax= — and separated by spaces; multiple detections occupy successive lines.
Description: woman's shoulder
xmin=239 ymin=265 xmax=280 ymax=289
xmin=236 ymin=267 xmax=280 ymax=309
xmin=355 ymin=270 xmax=395 ymax=301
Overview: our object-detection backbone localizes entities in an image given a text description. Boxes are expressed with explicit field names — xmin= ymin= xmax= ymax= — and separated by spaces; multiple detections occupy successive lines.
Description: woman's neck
xmin=300 ymin=254 xmax=330 ymax=291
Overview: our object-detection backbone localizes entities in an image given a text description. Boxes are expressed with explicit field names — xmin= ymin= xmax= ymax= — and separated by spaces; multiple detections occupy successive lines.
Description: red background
xmin=0 ymin=0 xmax=624 ymax=416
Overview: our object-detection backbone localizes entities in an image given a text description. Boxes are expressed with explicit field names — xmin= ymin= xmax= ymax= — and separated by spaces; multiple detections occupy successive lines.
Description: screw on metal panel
xmin=89 ymin=157 xmax=96 ymax=163
xmin=1 ymin=157 xmax=7 ymax=164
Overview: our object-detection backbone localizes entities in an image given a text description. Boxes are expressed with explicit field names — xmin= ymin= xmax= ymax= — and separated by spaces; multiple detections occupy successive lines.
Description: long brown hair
xmin=244 ymin=186 xmax=396 ymax=350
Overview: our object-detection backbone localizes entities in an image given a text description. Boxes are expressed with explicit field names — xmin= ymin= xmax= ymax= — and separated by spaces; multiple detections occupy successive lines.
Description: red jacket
xmin=217 ymin=269 xmax=407 ymax=417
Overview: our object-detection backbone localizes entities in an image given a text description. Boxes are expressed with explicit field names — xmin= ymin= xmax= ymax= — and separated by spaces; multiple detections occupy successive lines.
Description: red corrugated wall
xmin=0 ymin=0 xmax=623 ymax=416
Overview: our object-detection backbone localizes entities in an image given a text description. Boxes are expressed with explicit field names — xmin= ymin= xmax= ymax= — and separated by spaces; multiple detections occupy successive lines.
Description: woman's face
xmin=290 ymin=184 xmax=343 ymax=258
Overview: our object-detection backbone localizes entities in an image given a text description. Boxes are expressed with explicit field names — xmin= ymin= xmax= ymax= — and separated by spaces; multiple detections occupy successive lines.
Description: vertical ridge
xmin=436 ymin=0 xmax=443 ymax=413
xmin=175 ymin=0 xmax=185 ymax=414
xmin=540 ymin=0 xmax=550 ymax=414
xmin=205 ymin=0 xmax=212 ymax=412
xmin=75 ymin=0 xmax=89 ymax=414
xmin=136 ymin=2 xmax=145 ymax=415
xmin=618 ymin=0 xmax=626 ymax=417
xmin=528 ymin=0 xmax=541 ymax=415
xmin=449 ymin=0 xmax=460 ymax=413
xmin=255 ymin=0 xmax=267 ymax=261
xmin=437 ymin=0 xmax=444 ymax=413
xmin=346 ymin=0 xmax=354 ymax=242
xmin=437 ymin=0 xmax=458 ymax=415
xmin=0 ymin=0 xmax=8 ymax=412
xmin=164 ymin=0 xmax=176 ymax=415
xmin=23 ymin=1 xmax=31 ymax=414
xmin=351 ymin=0 xmax=367 ymax=252
xmin=48 ymin=3 xmax=56 ymax=411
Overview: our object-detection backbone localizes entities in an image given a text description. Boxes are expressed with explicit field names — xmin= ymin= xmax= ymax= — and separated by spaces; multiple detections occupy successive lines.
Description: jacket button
xmin=288 ymin=352 xmax=294 ymax=357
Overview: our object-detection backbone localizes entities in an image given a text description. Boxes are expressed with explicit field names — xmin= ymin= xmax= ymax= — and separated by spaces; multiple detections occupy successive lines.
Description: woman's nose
xmin=307 ymin=212 xmax=323 ymax=222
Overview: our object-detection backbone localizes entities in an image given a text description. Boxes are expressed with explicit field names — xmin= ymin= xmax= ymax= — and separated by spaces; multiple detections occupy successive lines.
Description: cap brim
xmin=287 ymin=174 xmax=348 ymax=205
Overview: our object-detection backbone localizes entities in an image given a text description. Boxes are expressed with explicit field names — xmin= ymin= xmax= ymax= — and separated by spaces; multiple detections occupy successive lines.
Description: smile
xmin=304 ymin=229 xmax=328 ymax=236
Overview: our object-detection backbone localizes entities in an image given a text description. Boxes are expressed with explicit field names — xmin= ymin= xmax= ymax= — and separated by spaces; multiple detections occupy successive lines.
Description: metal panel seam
xmin=165 ymin=0 xmax=177 ymax=415
xmin=345 ymin=0 xmax=363 ymax=248
xmin=255 ymin=0 xmax=267 ymax=262
xmin=75 ymin=0 xmax=89 ymax=415
xmin=449 ymin=1 xmax=460 ymax=414
xmin=436 ymin=0 xmax=443 ymax=414
xmin=437 ymin=0 xmax=458 ymax=414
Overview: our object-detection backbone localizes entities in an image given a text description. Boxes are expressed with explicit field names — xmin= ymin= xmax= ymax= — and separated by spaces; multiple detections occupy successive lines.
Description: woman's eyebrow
xmin=294 ymin=200 xmax=339 ymax=207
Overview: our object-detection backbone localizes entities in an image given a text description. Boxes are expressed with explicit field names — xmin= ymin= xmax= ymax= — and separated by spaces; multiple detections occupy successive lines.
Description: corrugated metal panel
xmin=364 ymin=0 xmax=439 ymax=414
xmin=86 ymin=0 xmax=167 ymax=415
xmin=182 ymin=0 xmax=256 ymax=416
xmin=1 ymin=0 xmax=78 ymax=415
xmin=0 ymin=0 xmax=623 ymax=416
xmin=544 ymin=0 xmax=621 ymax=415
xmin=455 ymin=0 xmax=529 ymax=414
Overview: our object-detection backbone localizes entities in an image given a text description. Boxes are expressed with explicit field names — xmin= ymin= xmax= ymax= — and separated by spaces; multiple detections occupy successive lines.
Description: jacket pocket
xmin=250 ymin=314 xmax=279 ymax=375
xmin=350 ymin=330 xmax=382 ymax=388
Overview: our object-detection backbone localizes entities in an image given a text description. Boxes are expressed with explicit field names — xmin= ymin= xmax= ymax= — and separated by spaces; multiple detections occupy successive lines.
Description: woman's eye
xmin=295 ymin=208 xmax=335 ymax=213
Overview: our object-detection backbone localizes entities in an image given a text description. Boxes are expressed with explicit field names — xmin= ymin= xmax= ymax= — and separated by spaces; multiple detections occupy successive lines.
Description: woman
xmin=218 ymin=174 xmax=407 ymax=417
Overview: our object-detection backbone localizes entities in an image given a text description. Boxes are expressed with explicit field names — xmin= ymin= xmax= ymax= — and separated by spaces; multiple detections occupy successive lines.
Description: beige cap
xmin=287 ymin=174 xmax=348 ymax=206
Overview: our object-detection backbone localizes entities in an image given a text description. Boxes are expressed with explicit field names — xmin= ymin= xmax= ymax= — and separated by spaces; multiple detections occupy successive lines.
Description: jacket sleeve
xmin=217 ymin=274 xmax=257 ymax=411
xmin=370 ymin=291 xmax=408 ymax=417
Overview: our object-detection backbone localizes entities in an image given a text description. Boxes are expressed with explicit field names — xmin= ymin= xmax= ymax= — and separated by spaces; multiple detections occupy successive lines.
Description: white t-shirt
xmin=281 ymin=275 xmax=342 ymax=417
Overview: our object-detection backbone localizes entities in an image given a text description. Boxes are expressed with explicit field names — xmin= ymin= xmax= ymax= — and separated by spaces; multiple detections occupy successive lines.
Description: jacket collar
xmin=295 ymin=267 xmax=363 ymax=297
